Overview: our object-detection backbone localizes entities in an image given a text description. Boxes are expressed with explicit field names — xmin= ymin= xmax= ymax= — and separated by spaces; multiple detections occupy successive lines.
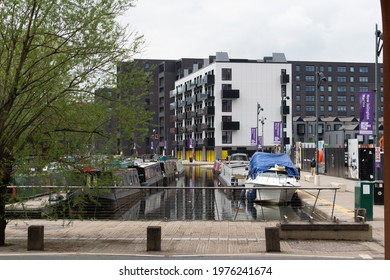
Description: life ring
xmin=317 ymin=149 xmax=324 ymax=163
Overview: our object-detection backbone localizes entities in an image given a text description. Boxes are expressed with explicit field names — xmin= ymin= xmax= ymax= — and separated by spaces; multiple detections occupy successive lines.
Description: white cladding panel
xmin=174 ymin=61 xmax=292 ymax=149
xmin=214 ymin=62 xmax=292 ymax=147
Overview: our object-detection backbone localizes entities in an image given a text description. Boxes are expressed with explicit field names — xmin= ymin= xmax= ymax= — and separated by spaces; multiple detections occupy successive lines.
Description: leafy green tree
xmin=0 ymin=0 xmax=152 ymax=245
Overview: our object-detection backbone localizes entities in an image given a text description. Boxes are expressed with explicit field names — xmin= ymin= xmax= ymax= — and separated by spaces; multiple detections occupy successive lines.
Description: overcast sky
xmin=121 ymin=0 xmax=383 ymax=63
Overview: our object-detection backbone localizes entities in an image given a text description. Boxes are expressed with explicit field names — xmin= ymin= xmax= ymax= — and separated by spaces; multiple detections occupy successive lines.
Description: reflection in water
xmin=119 ymin=166 xmax=318 ymax=222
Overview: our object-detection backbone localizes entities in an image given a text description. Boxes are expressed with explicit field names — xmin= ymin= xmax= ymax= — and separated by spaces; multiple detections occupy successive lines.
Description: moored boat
xmin=67 ymin=167 xmax=142 ymax=218
xmin=244 ymin=152 xmax=300 ymax=205
xmin=218 ymin=153 xmax=249 ymax=187
xmin=128 ymin=160 xmax=164 ymax=187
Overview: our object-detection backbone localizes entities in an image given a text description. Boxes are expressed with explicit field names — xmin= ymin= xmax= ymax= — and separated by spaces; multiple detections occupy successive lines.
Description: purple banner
xmin=274 ymin=122 xmax=281 ymax=144
xmin=250 ymin=128 xmax=257 ymax=146
xmin=359 ymin=92 xmax=373 ymax=135
xmin=258 ymin=136 xmax=262 ymax=149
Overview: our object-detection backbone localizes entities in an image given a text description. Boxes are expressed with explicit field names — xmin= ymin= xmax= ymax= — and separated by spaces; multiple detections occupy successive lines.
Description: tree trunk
xmin=0 ymin=185 xmax=8 ymax=246
xmin=0 ymin=155 xmax=13 ymax=246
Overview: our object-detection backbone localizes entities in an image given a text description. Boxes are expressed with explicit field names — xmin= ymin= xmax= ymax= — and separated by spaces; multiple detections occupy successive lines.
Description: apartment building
xmin=290 ymin=61 xmax=384 ymax=147
xmin=171 ymin=52 xmax=292 ymax=161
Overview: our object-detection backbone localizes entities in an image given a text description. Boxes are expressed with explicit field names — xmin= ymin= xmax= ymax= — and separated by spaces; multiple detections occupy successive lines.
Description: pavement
xmin=0 ymin=166 xmax=385 ymax=259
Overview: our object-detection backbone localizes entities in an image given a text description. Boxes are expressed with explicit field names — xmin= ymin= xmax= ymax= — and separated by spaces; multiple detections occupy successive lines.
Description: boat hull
xmin=245 ymin=185 xmax=297 ymax=205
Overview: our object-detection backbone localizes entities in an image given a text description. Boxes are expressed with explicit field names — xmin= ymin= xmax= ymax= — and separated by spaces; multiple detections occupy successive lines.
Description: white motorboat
xmin=244 ymin=152 xmax=300 ymax=205
xmin=218 ymin=153 xmax=249 ymax=187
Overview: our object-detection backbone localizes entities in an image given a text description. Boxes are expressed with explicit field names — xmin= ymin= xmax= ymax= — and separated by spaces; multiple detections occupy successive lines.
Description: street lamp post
xmin=257 ymin=103 xmax=264 ymax=151
xmin=374 ymin=23 xmax=383 ymax=181
xmin=315 ymin=67 xmax=327 ymax=186
xmin=260 ymin=116 xmax=266 ymax=152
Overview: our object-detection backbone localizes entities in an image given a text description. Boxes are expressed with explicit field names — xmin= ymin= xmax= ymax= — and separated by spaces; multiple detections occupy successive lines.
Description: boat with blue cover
xmin=244 ymin=152 xmax=301 ymax=205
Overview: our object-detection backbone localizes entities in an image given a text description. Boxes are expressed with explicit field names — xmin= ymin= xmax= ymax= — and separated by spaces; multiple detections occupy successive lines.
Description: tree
xmin=0 ymin=0 xmax=151 ymax=246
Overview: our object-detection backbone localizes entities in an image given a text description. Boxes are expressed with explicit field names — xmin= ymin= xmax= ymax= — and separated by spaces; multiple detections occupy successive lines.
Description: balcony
xmin=187 ymin=111 xmax=196 ymax=118
xmin=203 ymin=106 xmax=215 ymax=115
xmin=281 ymin=105 xmax=290 ymax=115
xmin=196 ymin=92 xmax=208 ymax=102
xmin=221 ymin=89 xmax=240 ymax=99
xmin=222 ymin=121 xmax=240 ymax=130
xmin=205 ymin=74 xmax=215 ymax=85
xmin=185 ymin=96 xmax=195 ymax=105
xmin=186 ymin=126 xmax=193 ymax=133
xmin=170 ymin=115 xmax=178 ymax=122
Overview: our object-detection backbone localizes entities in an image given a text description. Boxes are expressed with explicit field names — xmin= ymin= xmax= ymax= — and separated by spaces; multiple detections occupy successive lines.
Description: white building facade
xmin=170 ymin=53 xmax=292 ymax=161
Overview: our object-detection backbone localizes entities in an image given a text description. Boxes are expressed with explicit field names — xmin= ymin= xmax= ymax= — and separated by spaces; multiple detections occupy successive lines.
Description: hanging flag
xmin=274 ymin=122 xmax=281 ymax=144
xmin=250 ymin=127 xmax=257 ymax=146
xmin=359 ymin=92 xmax=373 ymax=135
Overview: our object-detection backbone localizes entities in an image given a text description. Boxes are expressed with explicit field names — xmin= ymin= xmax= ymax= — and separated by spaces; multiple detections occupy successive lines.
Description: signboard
xmin=274 ymin=122 xmax=281 ymax=144
xmin=359 ymin=92 xmax=373 ymax=135
xmin=250 ymin=127 xmax=257 ymax=146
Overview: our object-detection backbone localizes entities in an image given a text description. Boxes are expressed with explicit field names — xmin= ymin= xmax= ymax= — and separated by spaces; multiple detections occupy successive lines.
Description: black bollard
xmin=265 ymin=227 xmax=280 ymax=252
xmin=147 ymin=226 xmax=161 ymax=251
xmin=27 ymin=225 xmax=44 ymax=251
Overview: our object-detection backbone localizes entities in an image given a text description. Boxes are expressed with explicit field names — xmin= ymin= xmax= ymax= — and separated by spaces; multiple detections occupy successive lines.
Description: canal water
xmin=117 ymin=166 xmax=317 ymax=222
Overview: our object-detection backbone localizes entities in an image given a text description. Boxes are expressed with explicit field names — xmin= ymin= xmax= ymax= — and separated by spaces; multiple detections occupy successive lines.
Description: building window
xmin=328 ymin=105 xmax=333 ymax=112
xmin=328 ymin=85 xmax=333 ymax=92
xmin=328 ymin=96 xmax=332 ymax=102
xmin=337 ymin=86 xmax=347 ymax=92
xmin=296 ymin=95 xmax=301 ymax=101
xmin=222 ymin=84 xmax=232 ymax=90
xmin=337 ymin=66 xmax=347 ymax=72
xmin=305 ymin=65 xmax=315 ymax=72
xmin=350 ymin=86 xmax=355 ymax=92
xmin=296 ymin=105 xmax=301 ymax=112
xmin=320 ymin=95 xmax=325 ymax=102
xmin=337 ymin=95 xmax=347 ymax=102
xmin=305 ymin=75 xmax=315 ymax=81
xmin=320 ymin=105 xmax=324 ymax=112
xmin=305 ymin=85 xmax=315 ymax=92
xmin=359 ymin=76 xmax=368 ymax=82
xmin=222 ymin=100 xmax=232 ymax=112
xmin=327 ymin=66 xmax=333 ymax=72
xmin=222 ymin=116 xmax=232 ymax=122
xmin=337 ymin=76 xmax=347 ymax=82
xmin=305 ymin=105 xmax=315 ymax=112
xmin=337 ymin=106 xmax=347 ymax=112
xmin=296 ymin=65 xmax=301 ymax=71
xmin=359 ymin=87 xmax=369 ymax=92
xmin=222 ymin=68 xmax=232 ymax=80
xmin=350 ymin=95 xmax=355 ymax=102
xmin=222 ymin=131 xmax=232 ymax=144
xmin=350 ymin=66 xmax=355 ymax=72
xmin=350 ymin=76 xmax=355 ymax=82
xmin=295 ymin=75 xmax=301 ymax=81
xmin=351 ymin=105 xmax=355 ymax=112
xmin=305 ymin=95 xmax=315 ymax=102
xmin=359 ymin=66 xmax=369 ymax=73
